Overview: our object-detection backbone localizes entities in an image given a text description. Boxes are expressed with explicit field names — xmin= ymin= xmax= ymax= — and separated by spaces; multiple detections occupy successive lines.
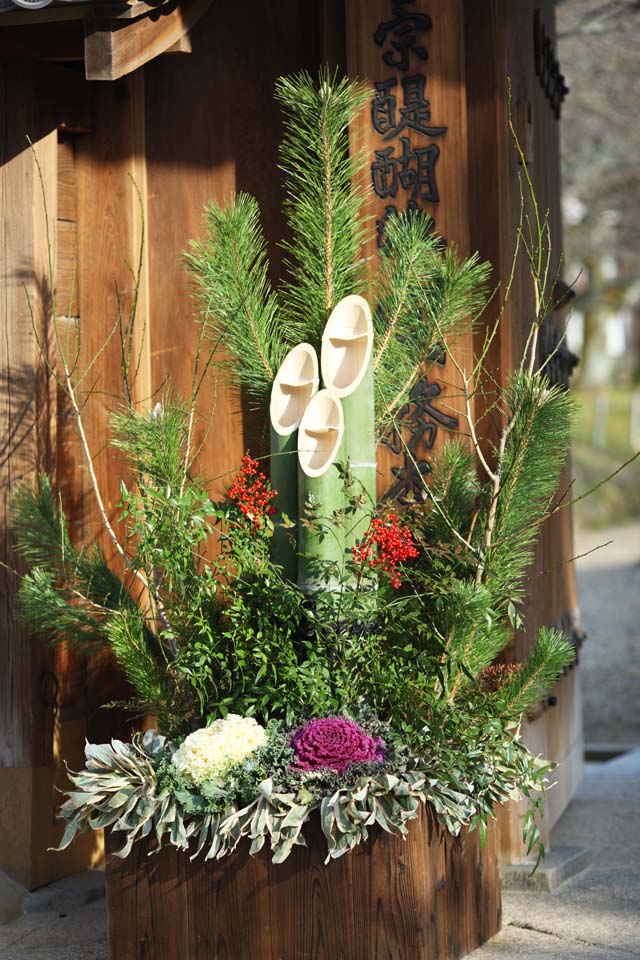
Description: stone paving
xmin=470 ymin=750 xmax=640 ymax=960
xmin=574 ymin=522 xmax=640 ymax=748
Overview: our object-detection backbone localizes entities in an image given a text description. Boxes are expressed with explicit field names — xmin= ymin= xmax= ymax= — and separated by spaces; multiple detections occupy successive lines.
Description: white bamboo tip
xmin=297 ymin=389 xmax=344 ymax=477
xmin=270 ymin=343 xmax=319 ymax=436
xmin=321 ymin=295 xmax=373 ymax=398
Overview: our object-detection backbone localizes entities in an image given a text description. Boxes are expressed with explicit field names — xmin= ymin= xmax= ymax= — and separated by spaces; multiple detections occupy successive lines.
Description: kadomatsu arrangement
xmin=13 ymin=69 xmax=575 ymax=870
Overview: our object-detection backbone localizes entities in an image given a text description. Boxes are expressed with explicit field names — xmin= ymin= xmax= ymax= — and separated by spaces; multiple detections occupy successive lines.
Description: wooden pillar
xmin=346 ymin=0 xmax=476 ymax=501
xmin=0 ymin=61 xmax=99 ymax=889
xmin=464 ymin=0 xmax=583 ymax=861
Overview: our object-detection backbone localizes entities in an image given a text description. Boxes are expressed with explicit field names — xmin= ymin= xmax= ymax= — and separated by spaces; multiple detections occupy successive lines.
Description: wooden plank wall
xmin=0 ymin=1 xmax=350 ymax=888
xmin=346 ymin=0 xmax=476 ymax=499
xmin=0 ymin=60 xmax=101 ymax=888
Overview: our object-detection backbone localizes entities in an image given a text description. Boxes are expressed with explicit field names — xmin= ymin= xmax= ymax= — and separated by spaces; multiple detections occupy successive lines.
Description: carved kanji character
xmin=373 ymin=1 xmax=432 ymax=71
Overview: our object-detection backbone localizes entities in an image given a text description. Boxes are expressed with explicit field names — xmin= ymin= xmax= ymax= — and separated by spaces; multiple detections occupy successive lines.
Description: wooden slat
xmin=56 ymin=222 xmax=79 ymax=316
xmin=57 ymin=136 xmax=77 ymax=221
xmin=270 ymin=815 xmax=354 ymax=958
xmin=73 ymin=78 xmax=146 ymax=744
xmin=0 ymin=60 xmax=61 ymax=889
xmin=104 ymin=809 xmax=502 ymax=959
xmin=0 ymin=63 xmax=56 ymax=772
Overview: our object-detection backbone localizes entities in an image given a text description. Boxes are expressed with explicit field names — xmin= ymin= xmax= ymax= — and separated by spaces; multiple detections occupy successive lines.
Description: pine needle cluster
xmin=369 ymin=367 xmax=576 ymax=732
xmin=275 ymin=68 xmax=371 ymax=343
xmin=373 ymin=214 xmax=490 ymax=431
xmin=186 ymin=69 xmax=489 ymax=429
xmin=484 ymin=373 xmax=577 ymax=604
xmin=184 ymin=194 xmax=290 ymax=405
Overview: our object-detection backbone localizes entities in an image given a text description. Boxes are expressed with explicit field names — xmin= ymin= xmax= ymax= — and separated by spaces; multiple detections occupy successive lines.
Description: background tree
xmin=557 ymin=0 xmax=640 ymax=387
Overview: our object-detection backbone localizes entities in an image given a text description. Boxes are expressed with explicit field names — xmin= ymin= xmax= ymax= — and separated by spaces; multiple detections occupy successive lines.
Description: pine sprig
xmin=492 ymin=627 xmax=575 ymax=719
xmin=484 ymin=372 xmax=577 ymax=603
xmin=426 ymin=439 xmax=480 ymax=549
xmin=111 ymin=395 xmax=189 ymax=488
xmin=373 ymin=212 xmax=491 ymax=431
xmin=275 ymin=68 xmax=370 ymax=344
xmin=434 ymin=581 xmax=510 ymax=698
xmin=16 ymin=567 xmax=111 ymax=649
xmin=11 ymin=476 xmax=129 ymax=631
xmin=185 ymin=193 xmax=292 ymax=405
xmin=11 ymin=475 xmax=73 ymax=573
xmin=106 ymin=610 xmax=181 ymax=733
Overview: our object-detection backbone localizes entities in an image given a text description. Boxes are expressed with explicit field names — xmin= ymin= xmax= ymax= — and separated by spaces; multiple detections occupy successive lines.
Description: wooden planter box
xmin=105 ymin=805 xmax=501 ymax=960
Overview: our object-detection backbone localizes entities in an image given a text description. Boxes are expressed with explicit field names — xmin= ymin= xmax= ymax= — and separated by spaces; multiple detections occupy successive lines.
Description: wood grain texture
xmin=463 ymin=0 xmax=583 ymax=859
xmin=142 ymin=0 xmax=331 ymax=491
xmin=105 ymin=807 xmax=501 ymax=960
xmin=84 ymin=0 xmax=213 ymax=81
xmin=0 ymin=60 xmax=104 ymax=889
xmin=345 ymin=0 xmax=475 ymax=503
xmin=74 ymin=77 xmax=146 ymax=744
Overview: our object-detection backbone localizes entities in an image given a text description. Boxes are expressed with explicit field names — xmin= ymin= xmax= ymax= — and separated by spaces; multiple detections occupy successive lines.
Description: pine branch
xmin=481 ymin=373 xmax=577 ymax=604
xmin=106 ymin=609 xmax=179 ymax=731
xmin=15 ymin=568 xmax=112 ymax=649
xmin=374 ymin=213 xmax=490 ymax=430
xmin=426 ymin=440 xmax=480 ymax=549
xmin=435 ymin=580 xmax=510 ymax=700
xmin=110 ymin=394 xmax=189 ymax=490
xmin=185 ymin=193 xmax=291 ymax=405
xmin=11 ymin=476 xmax=129 ymax=617
xmin=493 ymin=627 xmax=575 ymax=719
xmin=275 ymin=68 xmax=370 ymax=344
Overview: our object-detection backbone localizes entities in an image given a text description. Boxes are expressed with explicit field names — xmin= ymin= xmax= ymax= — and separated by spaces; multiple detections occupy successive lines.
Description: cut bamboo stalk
xmin=297 ymin=389 xmax=345 ymax=593
xmin=270 ymin=343 xmax=319 ymax=580
xmin=321 ymin=295 xmax=376 ymax=553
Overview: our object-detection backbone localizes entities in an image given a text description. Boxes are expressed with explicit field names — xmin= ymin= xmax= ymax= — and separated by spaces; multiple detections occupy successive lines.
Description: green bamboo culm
xmin=297 ymin=462 xmax=346 ymax=595
xmin=296 ymin=389 xmax=345 ymax=594
xmin=341 ymin=355 xmax=376 ymax=553
xmin=269 ymin=343 xmax=320 ymax=581
xmin=270 ymin=427 xmax=298 ymax=581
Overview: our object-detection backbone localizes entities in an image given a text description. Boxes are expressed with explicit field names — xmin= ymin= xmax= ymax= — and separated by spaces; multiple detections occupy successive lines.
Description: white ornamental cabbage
xmin=171 ymin=714 xmax=267 ymax=785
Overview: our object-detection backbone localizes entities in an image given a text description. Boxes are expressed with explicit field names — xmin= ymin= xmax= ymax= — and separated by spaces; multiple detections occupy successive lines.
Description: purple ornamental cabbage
xmin=290 ymin=717 xmax=385 ymax=773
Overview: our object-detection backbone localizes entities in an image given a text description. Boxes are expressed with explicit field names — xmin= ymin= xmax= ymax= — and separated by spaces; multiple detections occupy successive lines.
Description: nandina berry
xmin=228 ymin=454 xmax=277 ymax=533
xmin=352 ymin=513 xmax=419 ymax=588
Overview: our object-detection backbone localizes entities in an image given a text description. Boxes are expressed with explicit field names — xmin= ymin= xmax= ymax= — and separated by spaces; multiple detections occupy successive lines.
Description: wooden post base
xmin=105 ymin=805 xmax=501 ymax=960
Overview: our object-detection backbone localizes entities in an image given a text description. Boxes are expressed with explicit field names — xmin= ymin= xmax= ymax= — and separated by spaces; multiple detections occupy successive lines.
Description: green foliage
xmin=483 ymin=372 xmax=577 ymax=606
xmin=426 ymin=439 xmax=480 ymax=549
xmin=105 ymin=610 xmax=182 ymax=735
xmin=56 ymin=716 xmax=552 ymax=866
xmin=373 ymin=213 xmax=491 ymax=430
xmin=492 ymin=627 xmax=575 ymax=720
xmin=275 ymin=68 xmax=370 ymax=343
xmin=185 ymin=193 xmax=292 ymax=406
xmin=11 ymin=476 xmax=131 ymax=649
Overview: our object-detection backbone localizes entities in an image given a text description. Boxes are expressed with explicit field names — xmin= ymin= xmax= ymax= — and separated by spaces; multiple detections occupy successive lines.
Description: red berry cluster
xmin=352 ymin=513 xmax=419 ymax=589
xmin=228 ymin=454 xmax=277 ymax=533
